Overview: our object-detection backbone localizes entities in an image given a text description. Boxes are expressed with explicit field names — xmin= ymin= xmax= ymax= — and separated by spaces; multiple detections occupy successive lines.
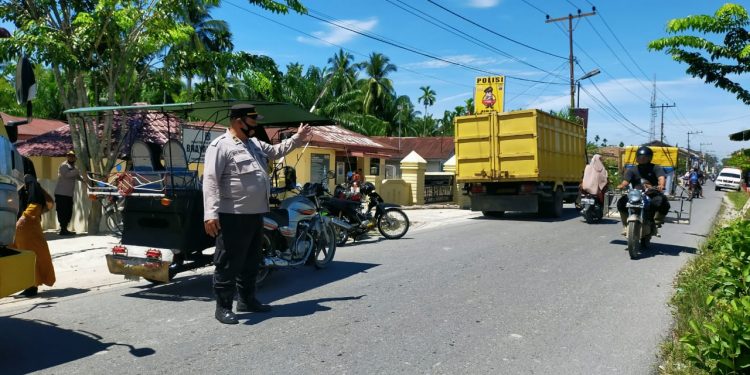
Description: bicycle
xmin=100 ymin=195 xmax=124 ymax=236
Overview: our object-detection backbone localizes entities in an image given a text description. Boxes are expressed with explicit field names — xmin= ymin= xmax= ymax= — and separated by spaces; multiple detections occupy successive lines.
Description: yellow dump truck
xmin=455 ymin=109 xmax=586 ymax=217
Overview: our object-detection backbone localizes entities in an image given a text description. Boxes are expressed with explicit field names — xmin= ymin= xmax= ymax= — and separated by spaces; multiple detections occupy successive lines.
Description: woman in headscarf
xmin=12 ymin=174 xmax=56 ymax=297
xmin=580 ymin=154 xmax=609 ymax=203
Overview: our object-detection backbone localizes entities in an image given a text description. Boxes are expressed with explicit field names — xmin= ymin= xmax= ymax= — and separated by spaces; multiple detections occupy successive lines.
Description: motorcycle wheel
xmin=312 ymin=223 xmax=337 ymax=269
xmin=256 ymin=233 xmax=274 ymax=286
xmin=583 ymin=209 xmax=595 ymax=224
xmin=377 ymin=208 xmax=410 ymax=239
xmin=333 ymin=217 xmax=351 ymax=246
xmin=627 ymin=221 xmax=641 ymax=259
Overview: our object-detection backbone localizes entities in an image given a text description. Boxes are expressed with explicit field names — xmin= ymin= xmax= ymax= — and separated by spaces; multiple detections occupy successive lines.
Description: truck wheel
xmin=551 ymin=189 xmax=564 ymax=218
xmin=482 ymin=211 xmax=505 ymax=218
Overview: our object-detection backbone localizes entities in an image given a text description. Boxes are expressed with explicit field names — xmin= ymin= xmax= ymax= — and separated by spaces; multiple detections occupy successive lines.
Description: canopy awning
xmin=729 ymin=129 xmax=750 ymax=141
xmin=64 ymin=100 xmax=332 ymax=128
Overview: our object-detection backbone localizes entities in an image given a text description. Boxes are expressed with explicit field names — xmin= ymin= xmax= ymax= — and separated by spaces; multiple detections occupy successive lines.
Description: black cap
xmin=230 ymin=104 xmax=264 ymax=120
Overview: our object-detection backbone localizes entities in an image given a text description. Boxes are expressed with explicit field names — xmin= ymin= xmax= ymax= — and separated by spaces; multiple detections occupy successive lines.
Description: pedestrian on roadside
xmin=353 ymin=168 xmax=362 ymax=184
xmin=203 ymin=104 xmax=312 ymax=325
xmin=54 ymin=150 xmax=84 ymax=235
xmin=13 ymin=174 xmax=56 ymax=297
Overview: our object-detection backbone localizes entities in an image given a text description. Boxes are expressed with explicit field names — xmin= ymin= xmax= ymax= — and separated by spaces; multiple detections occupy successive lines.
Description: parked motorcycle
xmin=321 ymin=181 xmax=410 ymax=246
xmin=256 ymin=180 xmax=346 ymax=285
xmin=579 ymin=193 xmax=604 ymax=224
xmin=624 ymin=181 xmax=659 ymax=259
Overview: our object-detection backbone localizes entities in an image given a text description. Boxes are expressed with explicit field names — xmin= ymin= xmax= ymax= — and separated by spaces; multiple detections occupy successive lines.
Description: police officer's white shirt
xmin=202 ymin=130 xmax=305 ymax=220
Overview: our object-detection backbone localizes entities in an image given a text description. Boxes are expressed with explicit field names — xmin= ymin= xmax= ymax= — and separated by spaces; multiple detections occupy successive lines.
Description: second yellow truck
xmin=455 ymin=109 xmax=586 ymax=217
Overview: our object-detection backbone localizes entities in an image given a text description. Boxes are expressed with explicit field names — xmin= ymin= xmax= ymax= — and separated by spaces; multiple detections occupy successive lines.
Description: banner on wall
xmin=474 ymin=75 xmax=505 ymax=114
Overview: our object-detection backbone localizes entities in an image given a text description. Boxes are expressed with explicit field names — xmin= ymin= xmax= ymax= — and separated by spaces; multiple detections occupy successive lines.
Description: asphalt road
xmin=0 ymin=183 xmax=722 ymax=374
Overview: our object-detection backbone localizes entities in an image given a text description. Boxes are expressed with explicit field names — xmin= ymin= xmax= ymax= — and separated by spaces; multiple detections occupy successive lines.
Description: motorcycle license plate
xmin=580 ymin=198 xmax=595 ymax=205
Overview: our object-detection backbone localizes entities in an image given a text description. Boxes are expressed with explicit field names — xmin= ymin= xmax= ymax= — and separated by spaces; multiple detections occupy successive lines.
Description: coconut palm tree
xmin=327 ymin=49 xmax=358 ymax=97
xmin=357 ymin=52 xmax=397 ymax=117
xmin=418 ymin=86 xmax=436 ymax=120
xmin=464 ymin=98 xmax=474 ymax=115
xmin=167 ymin=0 xmax=233 ymax=100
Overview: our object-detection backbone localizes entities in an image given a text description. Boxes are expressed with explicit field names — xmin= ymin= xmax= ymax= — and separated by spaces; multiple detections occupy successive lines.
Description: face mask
xmin=240 ymin=117 xmax=257 ymax=138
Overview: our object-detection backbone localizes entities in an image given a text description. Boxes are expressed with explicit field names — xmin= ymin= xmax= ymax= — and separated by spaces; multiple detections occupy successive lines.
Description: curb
xmin=400 ymin=204 xmax=460 ymax=210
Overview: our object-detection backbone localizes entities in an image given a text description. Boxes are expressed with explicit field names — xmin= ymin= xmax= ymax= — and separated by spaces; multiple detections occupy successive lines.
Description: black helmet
xmin=360 ymin=181 xmax=376 ymax=195
xmin=636 ymin=146 xmax=653 ymax=164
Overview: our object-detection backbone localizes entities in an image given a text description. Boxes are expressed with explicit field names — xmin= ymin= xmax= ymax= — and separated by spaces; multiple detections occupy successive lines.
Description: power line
xmin=426 ymin=0 xmax=568 ymax=60
xmin=581 ymin=85 xmax=649 ymax=137
xmin=223 ymin=0 xmax=474 ymax=90
xmin=302 ymin=11 xmax=566 ymax=85
xmin=382 ymin=0 xmax=566 ymax=79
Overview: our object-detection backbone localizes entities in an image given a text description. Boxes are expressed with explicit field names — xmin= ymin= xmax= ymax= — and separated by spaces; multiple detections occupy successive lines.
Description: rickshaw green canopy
xmin=64 ymin=100 xmax=332 ymax=128
xmin=729 ymin=129 xmax=750 ymax=141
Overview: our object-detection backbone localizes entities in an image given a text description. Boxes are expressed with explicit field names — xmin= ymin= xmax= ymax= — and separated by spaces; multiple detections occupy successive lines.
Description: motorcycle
xmin=321 ymin=182 xmax=410 ymax=246
xmin=579 ymin=192 xmax=604 ymax=224
xmin=256 ymin=180 xmax=349 ymax=285
xmin=624 ymin=180 xmax=659 ymax=259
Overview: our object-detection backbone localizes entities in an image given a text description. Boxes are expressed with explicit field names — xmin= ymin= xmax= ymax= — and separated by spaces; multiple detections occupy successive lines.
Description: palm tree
xmin=418 ymin=85 xmax=436 ymax=119
xmin=327 ymin=49 xmax=358 ymax=97
xmin=464 ymin=98 xmax=474 ymax=115
xmin=167 ymin=0 xmax=233 ymax=100
xmin=357 ymin=52 xmax=397 ymax=117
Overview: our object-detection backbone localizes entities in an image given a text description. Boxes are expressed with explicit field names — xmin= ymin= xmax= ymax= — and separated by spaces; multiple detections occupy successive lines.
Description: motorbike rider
xmin=580 ymin=153 xmax=609 ymax=205
xmin=616 ymin=146 xmax=670 ymax=235
xmin=688 ymin=167 xmax=702 ymax=199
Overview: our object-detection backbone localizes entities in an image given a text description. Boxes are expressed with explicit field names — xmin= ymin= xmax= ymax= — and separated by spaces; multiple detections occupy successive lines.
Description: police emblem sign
xmin=474 ymin=76 xmax=505 ymax=114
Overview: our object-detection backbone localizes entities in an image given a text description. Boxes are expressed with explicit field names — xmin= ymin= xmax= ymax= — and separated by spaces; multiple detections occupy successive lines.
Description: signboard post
xmin=474 ymin=76 xmax=505 ymax=114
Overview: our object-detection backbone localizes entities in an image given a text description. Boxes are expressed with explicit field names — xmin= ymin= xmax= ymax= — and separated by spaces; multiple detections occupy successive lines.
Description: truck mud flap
xmin=106 ymin=254 xmax=171 ymax=283
xmin=470 ymin=194 xmax=539 ymax=213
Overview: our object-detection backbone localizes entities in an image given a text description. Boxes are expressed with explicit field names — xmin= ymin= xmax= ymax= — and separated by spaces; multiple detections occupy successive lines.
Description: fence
xmin=424 ymin=173 xmax=453 ymax=203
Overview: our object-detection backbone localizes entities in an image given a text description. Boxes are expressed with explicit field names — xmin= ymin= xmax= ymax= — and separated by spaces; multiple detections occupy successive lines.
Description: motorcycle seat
xmin=326 ymin=198 xmax=361 ymax=210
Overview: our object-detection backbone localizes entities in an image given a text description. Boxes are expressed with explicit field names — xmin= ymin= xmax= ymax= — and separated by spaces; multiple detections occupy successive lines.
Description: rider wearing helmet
xmin=616 ymin=146 xmax=670 ymax=235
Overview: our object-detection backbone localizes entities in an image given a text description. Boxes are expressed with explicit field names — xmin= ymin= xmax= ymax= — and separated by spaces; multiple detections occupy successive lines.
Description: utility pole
xmin=546 ymin=8 xmax=597 ymax=112
xmin=649 ymin=77 xmax=657 ymax=141
xmin=686 ymin=130 xmax=702 ymax=169
xmin=650 ymin=103 xmax=676 ymax=143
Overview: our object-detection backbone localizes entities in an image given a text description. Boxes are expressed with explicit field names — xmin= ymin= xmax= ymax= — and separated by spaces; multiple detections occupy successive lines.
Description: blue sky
xmin=3 ymin=1 xmax=749 ymax=159
xmin=211 ymin=0 xmax=749 ymax=159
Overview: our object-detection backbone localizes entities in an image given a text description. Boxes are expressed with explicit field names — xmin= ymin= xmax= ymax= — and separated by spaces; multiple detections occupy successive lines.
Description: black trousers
xmin=213 ymin=213 xmax=263 ymax=297
xmin=55 ymin=194 xmax=74 ymax=231
xmin=617 ymin=192 xmax=670 ymax=220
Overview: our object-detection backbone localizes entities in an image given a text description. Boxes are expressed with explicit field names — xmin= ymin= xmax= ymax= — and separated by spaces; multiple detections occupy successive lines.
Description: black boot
xmin=237 ymin=284 xmax=271 ymax=313
xmin=215 ymin=292 xmax=238 ymax=324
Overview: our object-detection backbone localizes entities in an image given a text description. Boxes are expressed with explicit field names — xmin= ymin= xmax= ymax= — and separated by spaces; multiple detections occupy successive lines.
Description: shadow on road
xmin=610 ymin=239 xmax=697 ymax=258
xmin=0 ymin=316 xmax=154 ymax=375
xmin=3 ymin=287 xmax=89 ymax=303
xmin=241 ymin=295 xmax=365 ymax=325
xmin=122 ymin=261 xmax=379 ymax=304
xmin=469 ymin=207 xmax=579 ymax=223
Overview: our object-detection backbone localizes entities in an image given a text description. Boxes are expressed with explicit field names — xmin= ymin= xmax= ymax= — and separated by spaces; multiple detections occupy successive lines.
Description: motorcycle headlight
xmin=628 ymin=190 xmax=642 ymax=203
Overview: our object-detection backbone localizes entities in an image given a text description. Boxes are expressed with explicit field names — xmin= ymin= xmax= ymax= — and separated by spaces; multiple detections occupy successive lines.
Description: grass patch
xmin=727 ymin=191 xmax=749 ymax=211
xmin=659 ymin=219 xmax=750 ymax=373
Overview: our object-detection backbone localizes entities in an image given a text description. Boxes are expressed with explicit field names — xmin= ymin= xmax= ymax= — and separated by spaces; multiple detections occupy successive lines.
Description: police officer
xmin=203 ymin=104 xmax=311 ymax=324
xmin=616 ymin=146 xmax=670 ymax=235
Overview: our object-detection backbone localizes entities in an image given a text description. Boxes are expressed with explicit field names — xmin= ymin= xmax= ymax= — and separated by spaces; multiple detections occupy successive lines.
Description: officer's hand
xmin=297 ymin=123 xmax=312 ymax=139
xmin=204 ymin=219 xmax=221 ymax=237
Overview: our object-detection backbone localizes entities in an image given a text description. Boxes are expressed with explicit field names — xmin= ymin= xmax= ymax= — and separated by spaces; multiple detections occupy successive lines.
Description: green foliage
xmin=664 ymin=220 xmax=750 ymax=373
xmin=728 ymin=192 xmax=750 ymax=211
xmin=648 ymin=3 xmax=750 ymax=105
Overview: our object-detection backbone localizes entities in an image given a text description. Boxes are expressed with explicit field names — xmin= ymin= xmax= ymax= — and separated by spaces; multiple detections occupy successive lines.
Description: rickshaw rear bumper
xmin=106 ymin=254 xmax=172 ymax=283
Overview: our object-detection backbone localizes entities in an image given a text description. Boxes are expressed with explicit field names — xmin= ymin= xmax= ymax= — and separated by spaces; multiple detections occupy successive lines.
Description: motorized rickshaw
xmin=63 ymin=100 xmax=333 ymax=284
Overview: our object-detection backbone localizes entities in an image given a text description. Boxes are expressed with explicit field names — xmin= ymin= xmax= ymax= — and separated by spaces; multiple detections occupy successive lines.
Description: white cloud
xmin=467 ymin=0 xmax=501 ymax=8
xmin=296 ymin=18 xmax=378 ymax=46
xmin=404 ymin=55 xmax=507 ymax=69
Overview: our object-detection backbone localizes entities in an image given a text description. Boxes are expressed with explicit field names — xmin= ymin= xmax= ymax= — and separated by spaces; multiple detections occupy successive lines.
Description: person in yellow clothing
xmin=13 ymin=175 xmax=56 ymax=297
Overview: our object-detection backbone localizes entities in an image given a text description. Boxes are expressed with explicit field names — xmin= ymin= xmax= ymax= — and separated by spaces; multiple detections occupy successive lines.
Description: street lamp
xmin=576 ymin=68 xmax=600 ymax=108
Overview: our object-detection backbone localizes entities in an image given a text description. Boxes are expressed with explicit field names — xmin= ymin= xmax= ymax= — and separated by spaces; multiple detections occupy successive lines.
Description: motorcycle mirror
xmin=283 ymin=166 xmax=297 ymax=190
xmin=16 ymin=55 xmax=37 ymax=105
